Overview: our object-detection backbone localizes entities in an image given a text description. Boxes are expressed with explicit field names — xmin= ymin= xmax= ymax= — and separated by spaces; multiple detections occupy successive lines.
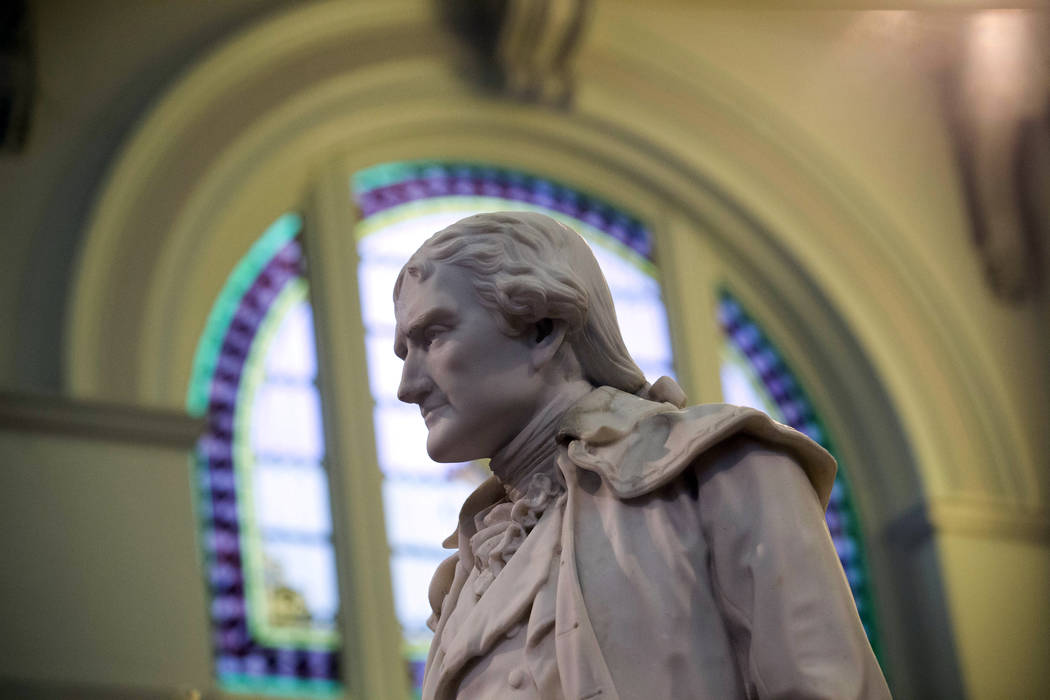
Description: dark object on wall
xmin=437 ymin=0 xmax=592 ymax=106
xmin=938 ymin=15 xmax=1049 ymax=303
xmin=0 ymin=0 xmax=33 ymax=153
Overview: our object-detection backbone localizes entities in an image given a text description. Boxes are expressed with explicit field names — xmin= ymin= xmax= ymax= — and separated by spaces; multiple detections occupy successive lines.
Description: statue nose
xmin=397 ymin=358 xmax=429 ymax=405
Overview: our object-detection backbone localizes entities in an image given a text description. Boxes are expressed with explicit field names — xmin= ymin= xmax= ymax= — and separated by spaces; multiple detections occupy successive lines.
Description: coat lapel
xmin=429 ymin=494 xmax=563 ymax=697
xmin=554 ymin=451 xmax=621 ymax=700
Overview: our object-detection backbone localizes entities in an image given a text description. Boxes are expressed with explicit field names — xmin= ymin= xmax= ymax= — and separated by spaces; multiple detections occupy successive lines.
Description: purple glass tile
xmin=209 ymin=411 xmax=235 ymax=436
xmin=480 ymin=179 xmax=503 ymax=197
xmin=404 ymin=181 xmax=428 ymax=201
xmin=276 ymin=649 xmax=300 ymax=676
xmin=244 ymin=652 xmax=268 ymax=676
xmin=216 ymin=625 xmax=249 ymax=652
xmin=208 ymin=468 xmax=237 ymax=493
xmin=211 ymin=595 xmax=245 ymax=621
xmin=210 ymin=562 xmax=242 ymax=588
xmin=199 ymin=435 xmax=233 ymax=462
xmin=216 ymin=654 xmax=243 ymax=675
xmin=832 ymin=533 xmax=856 ymax=560
xmin=211 ymin=529 xmax=240 ymax=556
xmin=306 ymin=650 xmax=335 ymax=678
xmin=424 ymin=176 xmax=452 ymax=196
xmin=212 ymin=499 xmax=239 ymax=526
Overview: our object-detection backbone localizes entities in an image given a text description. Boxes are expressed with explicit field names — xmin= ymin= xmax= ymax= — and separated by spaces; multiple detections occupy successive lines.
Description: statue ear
xmin=530 ymin=318 xmax=568 ymax=370
xmin=535 ymin=318 xmax=554 ymax=343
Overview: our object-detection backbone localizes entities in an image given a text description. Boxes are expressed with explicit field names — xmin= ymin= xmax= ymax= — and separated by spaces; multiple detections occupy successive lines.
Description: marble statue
xmin=393 ymin=211 xmax=890 ymax=699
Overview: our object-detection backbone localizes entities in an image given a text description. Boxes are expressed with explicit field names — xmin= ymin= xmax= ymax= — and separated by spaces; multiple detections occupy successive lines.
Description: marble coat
xmin=424 ymin=386 xmax=890 ymax=699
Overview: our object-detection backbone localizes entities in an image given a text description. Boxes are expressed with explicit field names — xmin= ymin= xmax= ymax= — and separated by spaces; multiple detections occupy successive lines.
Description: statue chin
xmin=425 ymin=428 xmax=480 ymax=464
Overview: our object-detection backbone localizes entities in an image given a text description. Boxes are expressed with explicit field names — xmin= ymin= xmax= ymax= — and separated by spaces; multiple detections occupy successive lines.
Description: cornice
xmin=886 ymin=497 xmax=1050 ymax=547
xmin=0 ymin=391 xmax=204 ymax=450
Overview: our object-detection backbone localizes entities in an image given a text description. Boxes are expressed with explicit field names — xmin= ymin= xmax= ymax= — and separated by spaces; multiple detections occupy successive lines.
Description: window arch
xmin=185 ymin=159 xmax=889 ymax=698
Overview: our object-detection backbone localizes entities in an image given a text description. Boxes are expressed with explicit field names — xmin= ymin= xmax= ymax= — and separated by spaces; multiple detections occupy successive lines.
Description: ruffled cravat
xmin=465 ymin=391 xmax=584 ymax=598
xmin=468 ymin=471 xmax=562 ymax=597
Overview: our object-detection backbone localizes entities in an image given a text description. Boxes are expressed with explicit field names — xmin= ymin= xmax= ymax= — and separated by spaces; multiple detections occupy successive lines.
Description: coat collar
xmin=557 ymin=386 xmax=837 ymax=510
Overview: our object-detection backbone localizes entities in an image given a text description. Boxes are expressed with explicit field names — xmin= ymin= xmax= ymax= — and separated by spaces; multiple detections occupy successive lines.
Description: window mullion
xmin=655 ymin=211 xmax=725 ymax=404
xmin=303 ymin=163 xmax=407 ymax=700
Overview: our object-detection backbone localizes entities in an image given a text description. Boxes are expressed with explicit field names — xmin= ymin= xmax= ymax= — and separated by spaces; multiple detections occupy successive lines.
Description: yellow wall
xmin=938 ymin=532 xmax=1050 ymax=696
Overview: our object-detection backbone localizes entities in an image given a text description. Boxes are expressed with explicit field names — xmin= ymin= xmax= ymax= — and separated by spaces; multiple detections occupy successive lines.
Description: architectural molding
xmin=886 ymin=498 xmax=1050 ymax=548
xmin=930 ymin=498 xmax=1050 ymax=543
xmin=0 ymin=391 xmax=203 ymax=450
xmin=0 ymin=679 xmax=191 ymax=700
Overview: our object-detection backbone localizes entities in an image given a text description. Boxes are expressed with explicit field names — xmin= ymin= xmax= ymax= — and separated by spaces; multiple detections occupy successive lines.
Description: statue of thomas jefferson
xmin=393 ymin=211 xmax=890 ymax=699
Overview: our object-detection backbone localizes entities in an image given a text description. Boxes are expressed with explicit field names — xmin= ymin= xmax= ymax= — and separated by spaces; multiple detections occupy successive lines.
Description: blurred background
xmin=0 ymin=1 xmax=1046 ymax=698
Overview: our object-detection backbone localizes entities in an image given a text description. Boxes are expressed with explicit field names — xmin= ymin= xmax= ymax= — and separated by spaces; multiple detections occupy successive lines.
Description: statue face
xmin=394 ymin=263 xmax=543 ymax=462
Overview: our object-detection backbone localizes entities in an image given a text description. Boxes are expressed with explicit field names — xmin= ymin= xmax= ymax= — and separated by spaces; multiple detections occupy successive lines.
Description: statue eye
xmin=422 ymin=326 xmax=446 ymax=349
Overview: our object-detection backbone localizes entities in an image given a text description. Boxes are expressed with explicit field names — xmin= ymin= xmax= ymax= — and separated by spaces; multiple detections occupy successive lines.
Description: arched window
xmin=185 ymin=162 xmax=887 ymax=698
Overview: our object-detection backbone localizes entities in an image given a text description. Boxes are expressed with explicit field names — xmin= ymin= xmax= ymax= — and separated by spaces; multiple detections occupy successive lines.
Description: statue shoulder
xmin=559 ymin=388 xmax=837 ymax=510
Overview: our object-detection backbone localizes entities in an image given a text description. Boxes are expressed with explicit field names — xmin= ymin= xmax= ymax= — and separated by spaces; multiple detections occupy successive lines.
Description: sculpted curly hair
xmin=393 ymin=211 xmax=649 ymax=395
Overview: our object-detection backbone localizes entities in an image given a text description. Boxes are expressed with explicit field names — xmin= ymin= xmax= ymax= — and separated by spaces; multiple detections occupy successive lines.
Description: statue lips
xmin=421 ymin=402 xmax=448 ymax=427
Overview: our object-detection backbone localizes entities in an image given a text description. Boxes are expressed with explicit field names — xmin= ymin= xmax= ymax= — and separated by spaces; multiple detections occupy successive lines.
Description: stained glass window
xmin=187 ymin=213 xmax=342 ymax=697
xmin=351 ymin=161 xmax=675 ymax=693
xmin=716 ymin=289 xmax=880 ymax=654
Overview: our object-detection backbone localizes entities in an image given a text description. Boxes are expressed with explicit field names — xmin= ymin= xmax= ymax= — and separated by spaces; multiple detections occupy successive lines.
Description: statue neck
xmin=490 ymin=381 xmax=592 ymax=500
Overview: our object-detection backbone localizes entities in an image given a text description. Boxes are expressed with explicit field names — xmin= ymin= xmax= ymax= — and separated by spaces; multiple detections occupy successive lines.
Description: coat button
xmin=508 ymin=669 xmax=526 ymax=689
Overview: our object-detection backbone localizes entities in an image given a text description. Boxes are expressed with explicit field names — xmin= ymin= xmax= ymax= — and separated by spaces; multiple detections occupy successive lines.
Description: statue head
xmin=393 ymin=211 xmax=647 ymax=393
xmin=393 ymin=211 xmax=689 ymax=461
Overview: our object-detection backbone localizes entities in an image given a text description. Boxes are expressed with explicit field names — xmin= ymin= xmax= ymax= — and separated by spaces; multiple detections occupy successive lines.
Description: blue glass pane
xmin=372 ymin=405 xmax=455 ymax=479
xmin=390 ymin=552 xmax=450 ymax=636
xmin=358 ymin=262 xmax=404 ymax=330
xmin=365 ymin=333 xmax=404 ymax=400
xmin=254 ymin=463 xmax=333 ymax=537
xmin=382 ymin=479 xmax=478 ymax=550
xmin=263 ymin=300 xmax=318 ymax=380
xmin=614 ymin=297 xmax=674 ymax=366
xmin=250 ymin=383 xmax=325 ymax=461
xmin=719 ymin=348 xmax=780 ymax=416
